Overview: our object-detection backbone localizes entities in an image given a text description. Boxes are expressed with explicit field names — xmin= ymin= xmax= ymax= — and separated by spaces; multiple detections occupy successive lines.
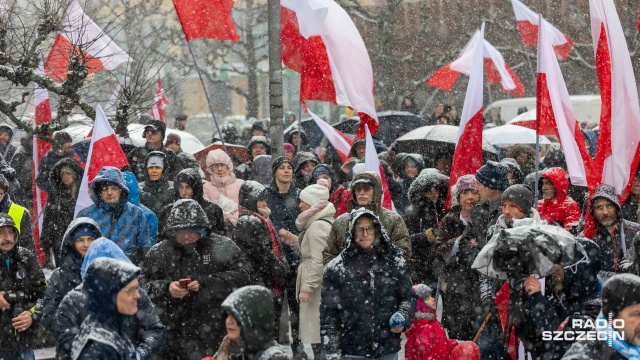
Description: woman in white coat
xmin=280 ymin=184 xmax=335 ymax=360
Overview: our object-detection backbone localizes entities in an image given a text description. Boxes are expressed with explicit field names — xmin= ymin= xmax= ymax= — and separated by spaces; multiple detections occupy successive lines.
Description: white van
xmin=485 ymin=95 xmax=602 ymax=123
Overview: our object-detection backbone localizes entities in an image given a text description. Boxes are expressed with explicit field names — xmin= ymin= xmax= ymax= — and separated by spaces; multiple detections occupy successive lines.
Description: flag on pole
xmin=172 ymin=0 xmax=241 ymax=42
xmin=281 ymin=0 xmax=379 ymax=138
xmin=151 ymin=76 xmax=169 ymax=122
xmin=445 ymin=24 xmax=486 ymax=210
xmin=44 ymin=0 xmax=131 ymax=82
xmin=510 ymin=0 xmax=573 ymax=60
xmin=427 ymin=30 xmax=525 ymax=97
xmin=536 ymin=15 xmax=593 ymax=187
xmin=308 ymin=109 xmax=353 ymax=162
xmin=364 ymin=125 xmax=393 ymax=210
xmin=74 ymin=105 xmax=129 ymax=217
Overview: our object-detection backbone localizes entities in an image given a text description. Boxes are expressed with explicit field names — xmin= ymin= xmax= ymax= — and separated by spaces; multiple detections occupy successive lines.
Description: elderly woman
xmin=204 ymin=149 xmax=245 ymax=225
xmin=280 ymin=184 xmax=335 ymax=359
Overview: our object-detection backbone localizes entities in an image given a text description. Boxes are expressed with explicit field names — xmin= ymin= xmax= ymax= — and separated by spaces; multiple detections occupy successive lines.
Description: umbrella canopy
xmin=390 ymin=125 xmax=499 ymax=166
xmin=483 ymin=124 xmax=551 ymax=147
xmin=284 ymin=118 xmax=325 ymax=149
xmin=333 ymin=111 xmax=428 ymax=147
xmin=508 ymin=108 xmax=536 ymax=130
xmin=472 ymin=218 xmax=586 ymax=281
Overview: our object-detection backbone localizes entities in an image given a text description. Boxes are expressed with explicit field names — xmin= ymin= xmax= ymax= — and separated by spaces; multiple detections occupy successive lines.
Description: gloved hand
xmin=389 ymin=312 xmax=406 ymax=329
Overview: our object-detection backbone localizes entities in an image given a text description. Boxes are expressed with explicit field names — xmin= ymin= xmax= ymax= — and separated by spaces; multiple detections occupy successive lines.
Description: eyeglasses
xmin=353 ymin=185 xmax=373 ymax=193
xmin=121 ymin=285 xmax=140 ymax=297
xmin=355 ymin=226 xmax=374 ymax=235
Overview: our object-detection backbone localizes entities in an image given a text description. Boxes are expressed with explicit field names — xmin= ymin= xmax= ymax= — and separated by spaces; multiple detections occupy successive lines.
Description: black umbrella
xmin=284 ymin=118 xmax=324 ymax=149
xmin=333 ymin=111 xmax=429 ymax=147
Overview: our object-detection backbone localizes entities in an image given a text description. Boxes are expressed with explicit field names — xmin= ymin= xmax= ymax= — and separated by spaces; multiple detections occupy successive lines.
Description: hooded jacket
xmin=0 ymin=160 xmax=26 ymax=207
xmin=0 ymin=192 xmax=33 ymax=253
xmin=139 ymin=151 xmax=175 ymax=216
xmin=285 ymin=129 xmax=310 ymax=152
xmin=162 ymin=168 xmax=225 ymax=236
xmin=123 ymin=172 xmax=159 ymax=243
xmin=141 ymin=199 xmax=250 ymax=359
xmin=0 ymin=214 xmax=46 ymax=354
xmin=293 ymin=151 xmax=319 ymax=189
xmin=538 ymin=167 xmax=582 ymax=230
xmin=203 ymin=149 xmax=244 ymax=225
xmin=41 ymin=158 xmax=84 ymax=264
xmin=405 ymin=168 xmax=448 ymax=235
xmin=10 ymin=136 xmax=32 ymax=209
xmin=235 ymin=136 xmax=271 ymax=181
xmin=394 ymin=154 xmax=426 ymax=215
xmin=55 ymin=238 xmax=166 ymax=360
xmin=128 ymin=142 xmax=181 ymax=183
xmin=311 ymin=164 xmax=351 ymax=218
xmin=216 ymin=286 xmax=290 ymax=359
xmin=42 ymin=218 xmax=101 ymax=333
xmin=323 ymin=172 xmax=411 ymax=265
xmin=321 ymin=209 xmax=416 ymax=359
xmin=77 ymin=167 xmax=152 ymax=265
xmin=36 ymin=147 xmax=75 ymax=193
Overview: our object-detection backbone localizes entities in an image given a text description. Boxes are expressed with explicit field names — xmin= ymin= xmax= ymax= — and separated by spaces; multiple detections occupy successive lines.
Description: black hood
xmin=221 ymin=285 xmax=275 ymax=354
xmin=408 ymin=168 xmax=449 ymax=205
xmin=48 ymin=157 xmax=83 ymax=193
xmin=590 ymin=184 xmax=621 ymax=215
xmin=174 ymin=168 xmax=204 ymax=203
xmin=0 ymin=160 xmax=17 ymax=182
xmin=285 ymin=128 xmax=308 ymax=144
xmin=293 ymin=151 xmax=319 ymax=175
xmin=343 ymin=208 xmax=398 ymax=259
xmin=246 ymin=136 xmax=271 ymax=160
xmin=399 ymin=153 xmax=425 ymax=179
xmin=542 ymin=143 xmax=566 ymax=170
xmin=238 ymin=180 xmax=266 ymax=213
xmin=60 ymin=217 xmax=102 ymax=267
xmin=162 ymin=199 xmax=212 ymax=238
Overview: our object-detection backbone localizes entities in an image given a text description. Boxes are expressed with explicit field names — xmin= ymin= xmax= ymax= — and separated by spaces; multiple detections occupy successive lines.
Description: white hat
xmin=299 ymin=184 xmax=329 ymax=206
xmin=146 ymin=155 xmax=165 ymax=169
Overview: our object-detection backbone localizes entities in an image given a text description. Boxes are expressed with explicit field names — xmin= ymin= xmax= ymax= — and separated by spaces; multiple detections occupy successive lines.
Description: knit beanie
xmin=146 ymin=155 xmax=165 ymax=169
xmin=476 ymin=161 xmax=510 ymax=191
xmin=602 ymin=273 xmax=640 ymax=318
xmin=71 ymin=224 xmax=102 ymax=241
xmin=284 ymin=143 xmax=296 ymax=155
xmin=271 ymin=156 xmax=294 ymax=174
xmin=591 ymin=183 xmax=621 ymax=212
xmin=451 ymin=174 xmax=476 ymax=205
xmin=299 ymin=184 xmax=330 ymax=206
xmin=501 ymin=184 xmax=534 ymax=213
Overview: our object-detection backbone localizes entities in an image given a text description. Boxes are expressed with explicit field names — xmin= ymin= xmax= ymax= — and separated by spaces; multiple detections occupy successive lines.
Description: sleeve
xmin=563 ymin=201 xmax=582 ymax=230
xmin=20 ymin=209 xmax=34 ymax=253
xmin=135 ymin=289 xmax=167 ymax=360
xmin=479 ymin=274 xmax=494 ymax=303
xmin=24 ymin=250 xmax=46 ymax=323
xmin=395 ymin=266 xmax=417 ymax=330
xmin=135 ymin=208 xmax=153 ymax=253
xmin=42 ymin=270 xmax=64 ymax=333
xmin=55 ymin=293 xmax=82 ymax=357
xmin=197 ymin=241 xmax=252 ymax=303
xmin=529 ymin=292 xmax=563 ymax=334
xmin=39 ymin=203 xmax=54 ymax=253
xmin=140 ymin=246 xmax=173 ymax=303
xmin=620 ymin=232 xmax=640 ymax=275
xmin=322 ymin=219 xmax=343 ymax=266
xmin=76 ymin=340 xmax=120 ymax=360
xmin=36 ymin=158 xmax=52 ymax=193
xmin=211 ymin=204 xmax=226 ymax=237
xmin=389 ymin=215 xmax=412 ymax=262
xmin=320 ymin=267 xmax=342 ymax=359
xmin=299 ymin=223 xmax=329 ymax=294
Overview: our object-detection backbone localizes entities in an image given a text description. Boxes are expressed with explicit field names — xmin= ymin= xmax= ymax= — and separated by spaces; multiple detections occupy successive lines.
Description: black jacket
xmin=293 ymin=151 xmax=319 ymax=189
xmin=234 ymin=136 xmax=271 ymax=181
xmin=158 ymin=168 xmax=225 ymax=236
xmin=264 ymin=181 xmax=301 ymax=267
xmin=36 ymin=149 xmax=75 ymax=194
xmin=128 ymin=143 xmax=181 ymax=183
xmin=40 ymin=158 xmax=84 ymax=265
xmin=141 ymin=199 xmax=251 ymax=360
xmin=0 ymin=160 xmax=26 ymax=207
xmin=561 ymin=340 xmax=626 ymax=360
xmin=393 ymin=154 xmax=427 ymax=215
xmin=321 ymin=209 xmax=416 ymax=359
xmin=139 ymin=151 xmax=175 ymax=216
xmin=461 ymin=196 xmax=503 ymax=247
xmin=10 ymin=138 xmax=32 ymax=209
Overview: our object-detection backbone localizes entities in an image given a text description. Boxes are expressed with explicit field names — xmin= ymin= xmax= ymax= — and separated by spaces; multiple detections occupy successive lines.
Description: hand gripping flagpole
xmin=185 ymin=41 xmax=228 ymax=153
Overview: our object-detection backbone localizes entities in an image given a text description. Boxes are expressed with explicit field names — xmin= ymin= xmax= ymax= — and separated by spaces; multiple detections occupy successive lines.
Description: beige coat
xmin=293 ymin=202 xmax=335 ymax=344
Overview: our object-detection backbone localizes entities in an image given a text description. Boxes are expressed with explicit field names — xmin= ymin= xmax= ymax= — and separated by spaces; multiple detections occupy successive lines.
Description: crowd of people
xmin=0 ymin=112 xmax=639 ymax=360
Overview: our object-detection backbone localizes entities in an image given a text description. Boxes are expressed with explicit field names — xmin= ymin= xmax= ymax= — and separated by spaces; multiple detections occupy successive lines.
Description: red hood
xmin=541 ymin=167 xmax=568 ymax=201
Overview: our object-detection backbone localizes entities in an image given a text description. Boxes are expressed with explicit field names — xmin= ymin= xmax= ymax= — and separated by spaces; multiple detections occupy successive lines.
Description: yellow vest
xmin=7 ymin=202 xmax=25 ymax=235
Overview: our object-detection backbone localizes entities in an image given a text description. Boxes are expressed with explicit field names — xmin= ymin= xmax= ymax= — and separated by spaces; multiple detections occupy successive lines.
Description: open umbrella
xmin=333 ymin=111 xmax=428 ymax=147
xmin=508 ymin=108 xmax=537 ymax=129
xmin=483 ymin=124 xmax=551 ymax=147
xmin=390 ymin=125 xmax=499 ymax=165
xmin=472 ymin=218 xmax=587 ymax=281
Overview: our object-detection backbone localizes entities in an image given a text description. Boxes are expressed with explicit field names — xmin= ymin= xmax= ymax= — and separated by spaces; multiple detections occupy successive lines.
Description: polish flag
xmin=445 ymin=24 xmax=486 ymax=211
xmin=281 ymin=0 xmax=378 ymax=138
xmin=172 ymin=0 xmax=241 ymax=42
xmin=427 ymin=30 xmax=525 ymax=97
xmin=364 ymin=125 xmax=393 ymax=210
xmin=151 ymin=76 xmax=169 ymax=122
xmin=44 ymin=0 xmax=131 ymax=82
xmin=511 ymin=0 xmax=573 ymax=60
xmin=536 ymin=15 xmax=593 ymax=187
xmin=308 ymin=109 xmax=353 ymax=162
xmin=74 ymin=105 xmax=129 ymax=217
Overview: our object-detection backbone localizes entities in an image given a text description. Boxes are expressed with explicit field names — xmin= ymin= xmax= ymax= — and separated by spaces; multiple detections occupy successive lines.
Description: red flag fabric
xmin=510 ymin=0 xmax=573 ymax=60
xmin=44 ymin=1 xmax=131 ymax=82
xmin=445 ymin=24 xmax=486 ymax=210
xmin=280 ymin=0 xmax=378 ymax=138
xmin=172 ymin=0 xmax=240 ymax=42
xmin=74 ymin=105 xmax=129 ymax=217
xmin=151 ymin=76 xmax=169 ymax=122
xmin=494 ymin=281 xmax=517 ymax=360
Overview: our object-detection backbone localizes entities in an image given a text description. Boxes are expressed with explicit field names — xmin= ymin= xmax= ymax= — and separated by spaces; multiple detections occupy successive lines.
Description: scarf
xmin=209 ymin=172 xmax=237 ymax=191
xmin=295 ymin=200 xmax=330 ymax=230
xmin=595 ymin=312 xmax=640 ymax=359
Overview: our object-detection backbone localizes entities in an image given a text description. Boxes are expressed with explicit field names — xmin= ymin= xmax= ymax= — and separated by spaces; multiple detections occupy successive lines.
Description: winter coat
xmin=139 ymin=178 xmax=174 ymax=216
xmin=293 ymin=151 xmax=319 ymax=189
xmin=285 ymin=129 xmax=311 ymax=153
xmin=141 ymin=199 xmax=251 ymax=359
xmin=71 ymin=258 xmax=140 ymax=360
xmin=580 ymin=219 xmax=640 ymax=275
xmin=123 ymin=172 xmax=159 ymax=244
xmin=621 ymin=194 xmax=640 ymax=223
xmin=561 ymin=340 xmax=626 ymax=360
xmin=394 ymin=154 xmax=426 ymax=215
xmin=434 ymin=205 xmax=467 ymax=260
xmin=321 ymin=208 xmax=416 ymax=359
xmin=0 ymin=160 xmax=26 ymax=207
xmin=0 ymin=243 xmax=46 ymax=354
xmin=216 ymin=286 xmax=291 ymax=360
xmin=128 ymin=143 xmax=181 ymax=183
xmin=460 ymin=196 xmax=502 ymax=248
xmin=36 ymin=148 xmax=75 ymax=193
xmin=538 ymin=168 xmax=582 ymax=230
xmin=77 ymin=167 xmax=153 ymax=265
xmin=173 ymin=148 xmax=198 ymax=171
xmin=405 ymin=310 xmax=458 ymax=360
xmin=264 ymin=181 xmax=302 ymax=267
xmin=161 ymin=168 xmax=225 ymax=236
xmin=0 ymin=142 xmax=17 ymax=164
xmin=292 ymin=202 xmax=335 ymax=344
xmin=323 ymin=171 xmax=412 ymax=265
xmin=42 ymin=218 xmax=101 ymax=333
xmin=204 ymin=149 xmax=244 ymax=225
xmin=10 ymin=138 xmax=33 ymax=209
xmin=234 ymin=182 xmax=288 ymax=290
xmin=234 ymin=136 xmax=271 ymax=181
xmin=56 ymin=238 xmax=165 ymax=360
xmin=40 ymin=158 xmax=83 ymax=265
xmin=0 ymin=193 xmax=33 ymax=253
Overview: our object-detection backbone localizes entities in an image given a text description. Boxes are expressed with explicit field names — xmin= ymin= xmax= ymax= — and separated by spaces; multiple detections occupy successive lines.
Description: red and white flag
xmin=281 ymin=0 xmax=378 ymax=138
xmin=445 ymin=24 xmax=486 ymax=210
xmin=511 ymin=0 xmax=573 ymax=60
xmin=589 ymin=0 xmax=640 ymax=202
xmin=427 ymin=30 xmax=525 ymax=97
xmin=308 ymin=109 xmax=353 ymax=162
xmin=151 ymin=76 xmax=169 ymax=122
xmin=536 ymin=16 xmax=593 ymax=187
xmin=172 ymin=0 xmax=241 ymax=42
xmin=74 ymin=104 xmax=129 ymax=217
xmin=44 ymin=0 xmax=131 ymax=82
xmin=364 ymin=125 xmax=393 ymax=210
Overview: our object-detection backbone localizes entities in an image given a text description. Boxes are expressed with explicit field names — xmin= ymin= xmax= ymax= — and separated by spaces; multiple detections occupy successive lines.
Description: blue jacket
xmin=122 ymin=172 xmax=159 ymax=243
xmin=77 ymin=167 xmax=153 ymax=265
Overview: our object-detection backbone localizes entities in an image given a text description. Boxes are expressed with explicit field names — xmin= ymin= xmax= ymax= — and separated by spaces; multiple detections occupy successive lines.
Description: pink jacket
xmin=203 ymin=149 xmax=244 ymax=224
